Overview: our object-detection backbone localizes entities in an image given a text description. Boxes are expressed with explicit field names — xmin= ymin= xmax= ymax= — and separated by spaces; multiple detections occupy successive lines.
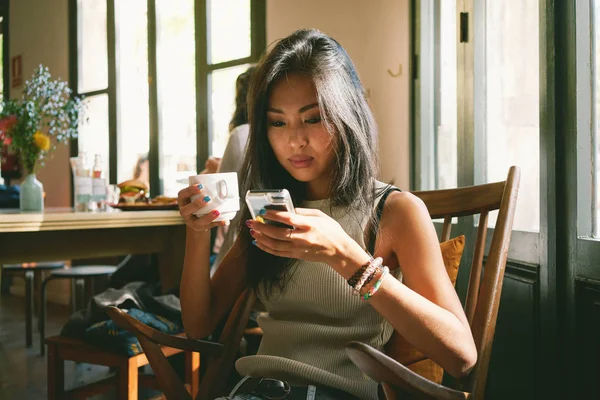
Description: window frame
xmin=69 ymin=0 xmax=266 ymax=196
xmin=574 ymin=0 xmax=600 ymax=279
xmin=0 ymin=0 xmax=9 ymax=100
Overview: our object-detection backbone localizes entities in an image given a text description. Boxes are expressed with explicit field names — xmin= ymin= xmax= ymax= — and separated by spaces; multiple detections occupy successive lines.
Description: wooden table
xmin=0 ymin=208 xmax=186 ymax=292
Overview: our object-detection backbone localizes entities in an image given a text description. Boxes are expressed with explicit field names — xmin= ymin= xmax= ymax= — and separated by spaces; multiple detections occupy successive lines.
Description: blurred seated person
xmin=133 ymin=153 xmax=150 ymax=189
xmin=207 ymin=66 xmax=256 ymax=271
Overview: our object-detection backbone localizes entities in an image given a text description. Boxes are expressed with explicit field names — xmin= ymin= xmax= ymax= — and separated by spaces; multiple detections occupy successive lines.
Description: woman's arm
xmin=358 ymin=192 xmax=477 ymax=377
xmin=180 ymin=233 xmax=248 ymax=339
xmin=177 ymin=183 xmax=249 ymax=339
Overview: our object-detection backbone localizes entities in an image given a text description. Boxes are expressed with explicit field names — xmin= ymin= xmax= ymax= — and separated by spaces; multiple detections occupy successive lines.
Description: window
xmin=74 ymin=0 xmax=110 ymax=177
xmin=72 ymin=0 xmax=265 ymax=197
xmin=415 ymin=0 xmax=540 ymax=233
xmin=436 ymin=0 xmax=458 ymax=191
xmin=479 ymin=0 xmax=540 ymax=232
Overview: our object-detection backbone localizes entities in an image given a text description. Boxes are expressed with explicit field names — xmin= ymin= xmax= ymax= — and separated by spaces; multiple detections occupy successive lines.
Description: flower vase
xmin=20 ymin=173 xmax=44 ymax=212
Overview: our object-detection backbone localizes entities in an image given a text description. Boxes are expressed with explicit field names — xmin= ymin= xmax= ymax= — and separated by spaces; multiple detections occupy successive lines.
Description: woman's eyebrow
xmin=267 ymin=102 xmax=319 ymax=114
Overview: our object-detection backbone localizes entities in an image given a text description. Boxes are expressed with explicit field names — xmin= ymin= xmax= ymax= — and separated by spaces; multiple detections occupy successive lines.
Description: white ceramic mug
xmin=188 ymin=172 xmax=240 ymax=222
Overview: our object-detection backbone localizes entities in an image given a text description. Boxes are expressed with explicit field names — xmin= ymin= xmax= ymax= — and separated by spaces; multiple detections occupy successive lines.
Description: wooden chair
xmin=45 ymin=334 xmax=200 ymax=399
xmin=106 ymin=288 xmax=257 ymax=400
xmin=345 ymin=166 xmax=521 ymax=400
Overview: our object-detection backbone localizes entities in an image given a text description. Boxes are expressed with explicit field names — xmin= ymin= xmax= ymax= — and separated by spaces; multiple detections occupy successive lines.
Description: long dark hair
xmin=238 ymin=29 xmax=381 ymax=296
xmin=228 ymin=66 xmax=256 ymax=132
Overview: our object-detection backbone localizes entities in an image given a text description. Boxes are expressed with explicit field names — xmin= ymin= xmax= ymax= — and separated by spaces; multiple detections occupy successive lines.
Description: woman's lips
xmin=289 ymin=156 xmax=314 ymax=168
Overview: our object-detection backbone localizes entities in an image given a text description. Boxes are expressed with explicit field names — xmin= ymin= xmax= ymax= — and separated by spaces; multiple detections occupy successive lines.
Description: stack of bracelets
xmin=347 ymin=257 xmax=390 ymax=301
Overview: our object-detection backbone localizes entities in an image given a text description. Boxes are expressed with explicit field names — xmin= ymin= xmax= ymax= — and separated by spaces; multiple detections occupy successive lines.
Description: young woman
xmin=177 ymin=29 xmax=476 ymax=400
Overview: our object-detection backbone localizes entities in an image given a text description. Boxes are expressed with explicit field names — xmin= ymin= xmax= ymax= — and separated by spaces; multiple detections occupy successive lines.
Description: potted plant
xmin=0 ymin=64 xmax=85 ymax=211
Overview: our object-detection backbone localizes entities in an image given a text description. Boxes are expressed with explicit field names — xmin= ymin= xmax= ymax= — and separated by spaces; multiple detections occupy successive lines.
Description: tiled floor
xmin=0 ymin=294 xmax=161 ymax=399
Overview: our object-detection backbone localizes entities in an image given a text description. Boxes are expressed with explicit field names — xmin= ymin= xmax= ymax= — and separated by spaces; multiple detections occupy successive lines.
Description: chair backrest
xmin=198 ymin=288 xmax=257 ymax=399
xmin=107 ymin=288 xmax=257 ymax=400
xmin=410 ymin=166 xmax=520 ymax=399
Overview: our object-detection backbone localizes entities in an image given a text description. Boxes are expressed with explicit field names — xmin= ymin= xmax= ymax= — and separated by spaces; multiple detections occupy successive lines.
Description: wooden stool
xmin=46 ymin=335 xmax=200 ymax=400
xmin=40 ymin=266 xmax=117 ymax=356
xmin=1 ymin=261 xmax=66 ymax=347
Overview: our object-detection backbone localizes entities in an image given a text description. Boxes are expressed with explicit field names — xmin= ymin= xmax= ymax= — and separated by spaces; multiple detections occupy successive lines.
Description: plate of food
xmin=108 ymin=180 xmax=178 ymax=211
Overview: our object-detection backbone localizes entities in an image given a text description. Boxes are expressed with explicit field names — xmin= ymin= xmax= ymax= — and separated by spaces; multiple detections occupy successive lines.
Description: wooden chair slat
xmin=465 ymin=211 xmax=488 ymax=324
xmin=467 ymin=167 xmax=520 ymax=398
xmin=441 ymin=216 xmax=452 ymax=242
xmin=412 ymin=181 xmax=505 ymax=219
xmin=135 ymin=333 xmax=192 ymax=400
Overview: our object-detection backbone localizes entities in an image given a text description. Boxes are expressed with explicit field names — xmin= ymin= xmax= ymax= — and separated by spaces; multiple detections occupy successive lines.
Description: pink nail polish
xmin=245 ymin=220 xmax=253 ymax=228
xmin=212 ymin=210 xmax=220 ymax=217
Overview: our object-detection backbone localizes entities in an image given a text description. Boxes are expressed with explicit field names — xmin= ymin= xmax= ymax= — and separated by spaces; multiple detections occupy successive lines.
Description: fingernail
xmin=252 ymin=240 xmax=257 ymax=246
xmin=197 ymin=184 xmax=203 ymax=190
xmin=245 ymin=220 xmax=253 ymax=228
xmin=249 ymin=229 xmax=255 ymax=236
xmin=259 ymin=208 xmax=266 ymax=215
xmin=212 ymin=209 xmax=220 ymax=217
xmin=203 ymin=196 xmax=211 ymax=202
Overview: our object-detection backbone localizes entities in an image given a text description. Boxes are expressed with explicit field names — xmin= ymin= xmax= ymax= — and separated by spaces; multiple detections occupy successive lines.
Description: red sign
xmin=11 ymin=55 xmax=22 ymax=88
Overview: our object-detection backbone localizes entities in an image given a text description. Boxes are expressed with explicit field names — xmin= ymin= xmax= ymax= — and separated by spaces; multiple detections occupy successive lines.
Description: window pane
xmin=210 ymin=64 xmax=250 ymax=157
xmin=115 ymin=0 xmax=150 ymax=188
xmin=156 ymin=0 xmax=196 ymax=197
xmin=436 ymin=0 xmax=457 ymax=190
xmin=208 ymin=0 xmax=251 ymax=64
xmin=483 ymin=0 xmax=540 ymax=232
xmin=78 ymin=94 xmax=109 ymax=177
xmin=593 ymin=0 xmax=600 ymax=237
xmin=77 ymin=0 xmax=108 ymax=93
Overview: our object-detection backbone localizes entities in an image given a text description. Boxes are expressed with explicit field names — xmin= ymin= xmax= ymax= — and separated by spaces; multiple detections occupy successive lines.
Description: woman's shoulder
xmin=382 ymin=190 xmax=430 ymax=224
xmin=230 ymin=123 xmax=250 ymax=139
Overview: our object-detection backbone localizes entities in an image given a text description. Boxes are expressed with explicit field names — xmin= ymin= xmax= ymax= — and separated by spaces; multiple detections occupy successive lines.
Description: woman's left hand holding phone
xmin=247 ymin=208 xmax=370 ymax=279
xmin=178 ymin=184 xmax=229 ymax=233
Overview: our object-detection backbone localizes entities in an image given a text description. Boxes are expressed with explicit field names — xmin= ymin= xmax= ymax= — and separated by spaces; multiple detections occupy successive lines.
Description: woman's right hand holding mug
xmin=178 ymin=184 xmax=229 ymax=232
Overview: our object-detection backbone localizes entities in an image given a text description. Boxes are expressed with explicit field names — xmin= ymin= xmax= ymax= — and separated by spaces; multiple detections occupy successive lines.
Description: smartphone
xmin=245 ymin=189 xmax=295 ymax=228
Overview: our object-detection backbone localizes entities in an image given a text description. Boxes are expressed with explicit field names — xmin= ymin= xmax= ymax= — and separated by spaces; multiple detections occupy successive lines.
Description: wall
xmin=8 ymin=0 xmax=71 ymax=305
xmin=10 ymin=0 xmax=71 ymax=208
xmin=266 ymin=0 xmax=411 ymax=188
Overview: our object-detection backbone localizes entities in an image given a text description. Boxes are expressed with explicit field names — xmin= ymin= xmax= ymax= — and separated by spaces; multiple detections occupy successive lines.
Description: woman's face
xmin=266 ymin=73 xmax=335 ymax=199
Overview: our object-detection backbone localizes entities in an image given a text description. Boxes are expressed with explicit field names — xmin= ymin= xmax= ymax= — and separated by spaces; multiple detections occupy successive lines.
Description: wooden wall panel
xmin=485 ymin=263 xmax=539 ymax=399
xmin=576 ymin=279 xmax=600 ymax=399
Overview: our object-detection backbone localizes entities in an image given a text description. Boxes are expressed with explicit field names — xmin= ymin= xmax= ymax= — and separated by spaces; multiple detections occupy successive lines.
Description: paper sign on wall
xmin=11 ymin=55 xmax=22 ymax=88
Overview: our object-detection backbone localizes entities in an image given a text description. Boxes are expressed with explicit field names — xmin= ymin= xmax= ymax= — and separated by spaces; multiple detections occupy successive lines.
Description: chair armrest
xmin=345 ymin=341 xmax=471 ymax=400
xmin=106 ymin=306 xmax=224 ymax=356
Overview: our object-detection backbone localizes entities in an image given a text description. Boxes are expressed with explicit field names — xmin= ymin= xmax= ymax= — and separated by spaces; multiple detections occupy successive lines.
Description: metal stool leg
xmin=75 ymin=279 xmax=85 ymax=311
xmin=40 ymin=276 xmax=57 ymax=356
xmin=25 ymin=270 xmax=34 ymax=347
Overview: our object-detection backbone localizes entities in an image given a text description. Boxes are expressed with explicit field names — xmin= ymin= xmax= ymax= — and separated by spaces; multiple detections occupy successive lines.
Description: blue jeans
xmin=214 ymin=395 xmax=264 ymax=400
xmin=214 ymin=377 xmax=358 ymax=400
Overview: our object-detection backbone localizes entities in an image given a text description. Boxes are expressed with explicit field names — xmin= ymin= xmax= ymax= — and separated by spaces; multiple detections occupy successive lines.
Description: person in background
xmin=132 ymin=153 xmax=150 ymax=189
xmin=210 ymin=66 xmax=256 ymax=270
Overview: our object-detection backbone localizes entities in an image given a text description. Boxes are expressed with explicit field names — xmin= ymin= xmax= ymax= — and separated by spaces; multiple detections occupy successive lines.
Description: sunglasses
xmin=251 ymin=378 xmax=291 ymax=400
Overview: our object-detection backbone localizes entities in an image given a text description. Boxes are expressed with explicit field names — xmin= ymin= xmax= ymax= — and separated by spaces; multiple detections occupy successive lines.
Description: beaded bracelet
xmin=353 ymin=257 xmax=383 ymax=295
xmin=362 ymin=266 xmax=390 ymax=301
xmin=347 ymin=263 xmax=369 ymax=288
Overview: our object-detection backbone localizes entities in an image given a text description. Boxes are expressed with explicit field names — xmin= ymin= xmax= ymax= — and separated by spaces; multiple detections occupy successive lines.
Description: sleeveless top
xmin=235 ymin=181 xmax=400 ymax=400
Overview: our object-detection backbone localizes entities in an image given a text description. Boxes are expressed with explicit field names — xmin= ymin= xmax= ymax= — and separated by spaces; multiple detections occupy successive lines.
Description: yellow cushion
xmin=384 ymin=235 xmax=466 ymax=383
